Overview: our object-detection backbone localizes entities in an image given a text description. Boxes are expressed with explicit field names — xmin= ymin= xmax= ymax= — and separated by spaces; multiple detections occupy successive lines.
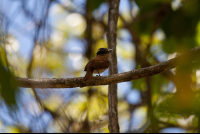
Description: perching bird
xmin=83 ymin=48 xmax=112 ymax=81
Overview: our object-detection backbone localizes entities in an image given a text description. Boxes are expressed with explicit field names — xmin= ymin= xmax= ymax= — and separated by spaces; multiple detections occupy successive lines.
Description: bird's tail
xmin=83 ymin=71 xmax=93 ymax=81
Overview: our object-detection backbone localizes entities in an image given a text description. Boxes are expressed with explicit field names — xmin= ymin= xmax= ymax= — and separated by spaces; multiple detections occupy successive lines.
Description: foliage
xmin=0 ymin=35 xmax=18 ymax=109
xmin=0 ymin=0 xmax=200 ymax=133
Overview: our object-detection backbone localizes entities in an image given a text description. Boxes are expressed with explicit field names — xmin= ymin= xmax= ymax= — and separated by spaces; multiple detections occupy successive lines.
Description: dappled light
xmin=0 ymin=0 xmax=200 ymax=133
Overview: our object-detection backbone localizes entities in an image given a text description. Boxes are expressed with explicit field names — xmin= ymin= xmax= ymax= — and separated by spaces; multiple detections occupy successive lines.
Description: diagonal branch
xmin=16 ymin=46 xmax=200 ymax=88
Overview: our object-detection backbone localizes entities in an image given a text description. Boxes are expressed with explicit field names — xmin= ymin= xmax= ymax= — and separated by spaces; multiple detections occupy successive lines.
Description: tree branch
xmin=16 ymin=46 xmax=200 ymax=88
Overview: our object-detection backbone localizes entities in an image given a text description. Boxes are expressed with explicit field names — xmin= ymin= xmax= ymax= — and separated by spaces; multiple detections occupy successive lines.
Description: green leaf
xmin=137 ymin=65 xmax=141 ymax=69
xmin=0 ymin=52 xmax=19 ymax=110
xmin=132 ymin=78 xmax=146 ymax=91
xmin=155 ymin=94 xmax=200 ymax=116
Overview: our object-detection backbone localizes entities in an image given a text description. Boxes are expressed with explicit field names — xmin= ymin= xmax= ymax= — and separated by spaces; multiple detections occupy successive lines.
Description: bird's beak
xmin=108 ymin=49 xmax=112 ymax=52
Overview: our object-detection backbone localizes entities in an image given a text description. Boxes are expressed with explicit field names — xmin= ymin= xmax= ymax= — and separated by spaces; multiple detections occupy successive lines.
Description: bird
xmin=83 ymin=48 xmax=112 ymax=81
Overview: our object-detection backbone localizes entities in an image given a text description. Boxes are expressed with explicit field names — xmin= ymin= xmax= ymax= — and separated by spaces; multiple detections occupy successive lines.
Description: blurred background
xmin=0 ymin=0 xmax=200 ymax=133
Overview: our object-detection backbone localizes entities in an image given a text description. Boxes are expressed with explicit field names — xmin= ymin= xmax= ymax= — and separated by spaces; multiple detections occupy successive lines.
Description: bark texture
xmin=106 ymin=0 xmax=120 ymax=133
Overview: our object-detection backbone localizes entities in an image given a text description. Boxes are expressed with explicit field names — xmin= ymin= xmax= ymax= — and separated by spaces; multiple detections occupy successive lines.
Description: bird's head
xmin=96 ymin=48 xmax=112 ymax=56
xmin=96 ymin=48 xmax=112 ymax=60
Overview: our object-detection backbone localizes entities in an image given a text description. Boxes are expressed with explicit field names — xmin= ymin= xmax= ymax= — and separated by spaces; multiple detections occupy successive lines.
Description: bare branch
xmin=16 ymin=46 xmax=200 ymax=88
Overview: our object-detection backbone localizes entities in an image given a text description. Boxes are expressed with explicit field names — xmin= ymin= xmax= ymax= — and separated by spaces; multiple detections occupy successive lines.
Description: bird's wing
xmin=84 ymin=58 xmax=110 ymax=71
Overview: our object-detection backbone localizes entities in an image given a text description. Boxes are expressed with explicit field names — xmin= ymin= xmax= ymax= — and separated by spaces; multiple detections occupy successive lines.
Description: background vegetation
xmin=0 ymin=0 xmax=200 ymax=133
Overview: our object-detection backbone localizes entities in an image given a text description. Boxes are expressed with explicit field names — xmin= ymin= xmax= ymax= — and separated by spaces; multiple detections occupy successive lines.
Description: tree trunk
xmin=107 ymin=0 xmax=120 ymax=133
